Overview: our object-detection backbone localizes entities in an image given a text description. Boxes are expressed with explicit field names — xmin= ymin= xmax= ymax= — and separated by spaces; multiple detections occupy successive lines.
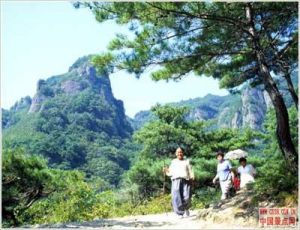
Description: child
xmin=231 ymin=168 xmax=240 ymax=192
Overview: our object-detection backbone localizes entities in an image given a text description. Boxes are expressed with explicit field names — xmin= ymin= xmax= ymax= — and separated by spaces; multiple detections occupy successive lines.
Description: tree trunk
xmin=262 ymin=72 xmax=298 ymax=174
xmin=284 ymin=71 xmax=298 ymax=110
xmin=246 ymin=3 xmax=298 ymax=175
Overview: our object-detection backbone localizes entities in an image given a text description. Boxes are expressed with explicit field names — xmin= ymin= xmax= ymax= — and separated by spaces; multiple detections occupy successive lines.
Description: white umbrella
xmin=224 ymin=149 xmax=248 ymax=160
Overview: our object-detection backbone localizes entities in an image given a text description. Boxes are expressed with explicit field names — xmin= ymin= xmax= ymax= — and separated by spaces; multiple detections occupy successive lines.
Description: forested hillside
xmin=2 ymin=56 xmax=137 ymax=187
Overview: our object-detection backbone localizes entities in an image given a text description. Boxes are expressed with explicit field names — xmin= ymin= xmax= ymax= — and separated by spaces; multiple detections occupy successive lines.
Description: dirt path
xmin=44 ymin=210 xmax=256 ymax=229
xmin=34 ymin=189 xmax=263 ymax=229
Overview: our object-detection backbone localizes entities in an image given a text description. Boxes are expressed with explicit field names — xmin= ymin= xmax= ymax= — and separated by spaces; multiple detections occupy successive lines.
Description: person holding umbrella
xmin=212 ymin=151 xmax=235 ymax=200
xmin=163 ymin=147 xmax=194 ymax=218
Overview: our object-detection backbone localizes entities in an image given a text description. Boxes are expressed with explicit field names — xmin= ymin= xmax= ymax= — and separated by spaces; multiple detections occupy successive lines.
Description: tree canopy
xmin=75 ymin=2 xmax=298 ymax=174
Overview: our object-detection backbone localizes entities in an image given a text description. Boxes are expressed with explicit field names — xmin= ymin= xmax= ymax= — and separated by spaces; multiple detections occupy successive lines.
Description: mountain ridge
xmin=2 ymin=56 xmax=134 ymax=186
xmin=130 ymin=73 xmax=297 ymax=131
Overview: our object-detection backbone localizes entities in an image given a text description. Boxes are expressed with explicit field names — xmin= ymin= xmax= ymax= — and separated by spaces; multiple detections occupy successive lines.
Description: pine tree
xmin=75 ymin=2 xmax=298 ymax=174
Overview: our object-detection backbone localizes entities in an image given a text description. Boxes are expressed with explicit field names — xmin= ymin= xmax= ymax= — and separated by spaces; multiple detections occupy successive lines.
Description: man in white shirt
xmin=163 ymin=147 xmax=194 ymax=218
xmin=237 ymin=157 xmax=256 ymax=188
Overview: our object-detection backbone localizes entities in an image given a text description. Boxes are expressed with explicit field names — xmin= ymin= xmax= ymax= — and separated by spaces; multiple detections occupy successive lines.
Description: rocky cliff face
xmin=5 ymin=56 xmax=132 ymax=138
xmin=132 ymin=87 xmax=274 ymax=131
xmin=240 ymin=87 xmax=269 ymax=130
xmin=28 ymin=56 xmax=116 ymax=114
xmin=215 ymin=87 xmax=271 ymax=130
xmin=2 ymin=96 xmax=32 ymax=129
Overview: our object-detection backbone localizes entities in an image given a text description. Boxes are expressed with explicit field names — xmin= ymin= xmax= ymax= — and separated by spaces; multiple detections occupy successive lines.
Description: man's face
xmin=240 ymin=161 xmax=247 ymax=167
xmin=176 ymin=148 xmax=184 ymax=160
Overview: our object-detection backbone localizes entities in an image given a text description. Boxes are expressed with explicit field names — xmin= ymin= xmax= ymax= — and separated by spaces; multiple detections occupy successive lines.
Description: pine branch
xmin=146 ymin=2 xmax=252 ymax=37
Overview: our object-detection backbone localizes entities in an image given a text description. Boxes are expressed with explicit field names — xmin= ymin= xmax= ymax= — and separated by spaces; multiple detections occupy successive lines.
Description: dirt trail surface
xmin=33 ymin=189 xmax=264 ymax=229
xmin=34 ymin=209 xmax=258 ymax=229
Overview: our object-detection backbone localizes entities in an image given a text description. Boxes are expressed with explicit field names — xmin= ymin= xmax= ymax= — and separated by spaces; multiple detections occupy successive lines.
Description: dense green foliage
xmin=254 ymin=107 xmax=298 ymax=204
xmin=3 ymin=57 xmax=136 ymax=187
xmin=123 ymin=105 xmax=262 ymax=200
xmin=3 ymin=149 xmax=139 ymax=227
xmin=2 ymin=149 xmax=174 ymax=227
xmin=2 ymin=149 xmax=94 ymax=227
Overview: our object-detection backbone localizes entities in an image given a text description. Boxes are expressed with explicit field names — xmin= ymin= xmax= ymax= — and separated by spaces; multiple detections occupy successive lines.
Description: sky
xmin=1 ymin=1 xmax=228 ymax=118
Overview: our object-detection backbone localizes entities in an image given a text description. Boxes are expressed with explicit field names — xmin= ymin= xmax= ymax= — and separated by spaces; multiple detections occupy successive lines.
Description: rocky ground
xmin=32 ymin=210 xmax=257 ymax=229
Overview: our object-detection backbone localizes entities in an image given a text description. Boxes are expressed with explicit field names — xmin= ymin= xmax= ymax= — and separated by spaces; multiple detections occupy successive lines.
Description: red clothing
xmin=233 ymin=177 xmax=240 ymax=191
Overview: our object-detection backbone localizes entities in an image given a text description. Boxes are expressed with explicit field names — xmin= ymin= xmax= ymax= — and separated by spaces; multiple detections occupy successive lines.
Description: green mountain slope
xmin=2 ymin=56 xmax=135 ymax=186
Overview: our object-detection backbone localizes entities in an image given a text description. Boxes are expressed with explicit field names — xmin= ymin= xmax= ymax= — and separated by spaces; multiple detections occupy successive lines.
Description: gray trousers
xmin=171 ymin=178 xmax=192 ymax=215
xmin=220 ymin=178 xmax=232 ymax=200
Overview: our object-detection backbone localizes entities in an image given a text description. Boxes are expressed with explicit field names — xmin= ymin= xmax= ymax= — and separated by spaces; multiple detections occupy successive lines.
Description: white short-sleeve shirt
xmin=238 ymin=164 xmax=256 ymax=188
xmin=166 ymin=158 xmax=194 ymax=180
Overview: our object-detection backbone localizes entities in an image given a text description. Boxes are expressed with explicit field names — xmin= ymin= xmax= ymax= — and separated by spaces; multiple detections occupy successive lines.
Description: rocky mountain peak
xmin=11 ymin=96 xmax=32 ymax=112
xmin=28 ymin=56 xmax=114 ymax=113
xmin=130 ymin=85 xmax=278 ymax=131
xmin=240 ymin=86 xmax=268 ymax=130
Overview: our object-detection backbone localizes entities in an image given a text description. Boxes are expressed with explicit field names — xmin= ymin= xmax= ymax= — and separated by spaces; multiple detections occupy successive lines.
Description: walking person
xmin=212 ymin=151 xmax=235 ymax=201
xmin=238 ymin=157 xmax=256 ymax=189
xmin=163 ymin=147 xmax=194 ymax=218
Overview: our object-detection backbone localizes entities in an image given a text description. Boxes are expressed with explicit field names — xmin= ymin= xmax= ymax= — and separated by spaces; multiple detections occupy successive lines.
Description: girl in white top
xmin=237 ymin=157 xmax=257 ymax=188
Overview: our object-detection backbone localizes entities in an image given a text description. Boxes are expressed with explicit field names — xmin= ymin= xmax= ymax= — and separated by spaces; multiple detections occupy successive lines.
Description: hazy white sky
xmin=1 ymin=1 xmax=228 ymax=117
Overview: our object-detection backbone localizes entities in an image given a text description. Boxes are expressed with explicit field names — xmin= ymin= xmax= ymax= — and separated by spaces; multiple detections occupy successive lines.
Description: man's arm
xmin=166 ymin=168 xmax=172 ymax=176
xmin=163 ymin=161 xmax=173 ymax=177
xmin=227 ymin=161 xmax=235 ymax=180
xmin=250 ymin=164 xmax=257 ymax=177
xmin=237 ymin=167 xmax=241 ymax=177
